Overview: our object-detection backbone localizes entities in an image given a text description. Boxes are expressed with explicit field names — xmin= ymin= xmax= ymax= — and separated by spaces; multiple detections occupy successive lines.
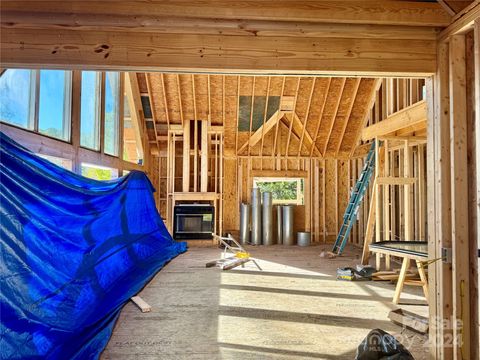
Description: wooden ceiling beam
xmin=145 ymin=74 xmax=161 ymax=150
xmin=1 ymin=13 xmax=441 ymax=40
xmin=272 ymin=77 xmax=286 ymax=160
xmin=125 ymin=72 xmax=154 ymax=157
xmin=347 ymin=78 xmax=382 ymax=157
xmin=1 ymin=1 xmax=451 ymax=26
xmin=259 ymin=77 xmax=272 ymax=164
xmin=285 ymin=78 xmax=301 ymax=159
xmin=0 ymin=28 xmax=437 ymax=76
xmin=310 ymin=78 xmax=332 ymax=157
xmin=297 ymin=78 xmax=316 ymax=158
xmin=335 ymin=77 xmax=361 ymax=157
xmin=361 ymin=100 xmax=427 ymax=141
xmin=322 ymin=77 xmax=346 ymax=156
xmin=247 ymin=76 xmax=256 ymax=157
xmin=160 ymin=73 xmax=170 ymax=129
xmin=176 ymin=74 xmax=184 ymax=127
xmin=438 ymin=2 xmax=479 ymax=41
xmin=436 ymin=0 xmax=457 ymax=16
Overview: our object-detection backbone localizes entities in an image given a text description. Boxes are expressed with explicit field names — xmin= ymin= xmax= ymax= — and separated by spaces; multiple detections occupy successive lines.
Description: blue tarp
xmin=0 ymin=132 xmax=187 ymax=359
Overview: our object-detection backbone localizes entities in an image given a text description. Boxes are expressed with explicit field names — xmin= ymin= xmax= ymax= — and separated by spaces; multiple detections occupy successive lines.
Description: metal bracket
xmin=442 ymin=247 xmax=452 ymax=263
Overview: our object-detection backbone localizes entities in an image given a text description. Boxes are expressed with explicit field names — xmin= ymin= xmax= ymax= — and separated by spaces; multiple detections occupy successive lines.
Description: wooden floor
xmin=102 ymin=244 xmax=429 ymax=360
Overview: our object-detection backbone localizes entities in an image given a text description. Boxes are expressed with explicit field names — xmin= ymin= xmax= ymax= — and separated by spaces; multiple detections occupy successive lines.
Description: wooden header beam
xmin=0 ymin=27 xmax=437 ymax=76
xmin=250 ymin=169 xmax=308 ymax=178
xmin=361 ymin=100 xmax=427 ymax=141
xmin=1 ymin=1 xmax=451 ymax=27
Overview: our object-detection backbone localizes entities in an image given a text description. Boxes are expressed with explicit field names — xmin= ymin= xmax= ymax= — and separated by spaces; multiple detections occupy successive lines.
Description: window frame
xmin=253 ymin=177 xmax=304 ymax=205
xmin=80 ymin=71 xmax=102 ymax=151
xmin=0 ymin=69 xmax=73 ymax=142
xmin=80 ymin=162 xmax=119 ymax=180
xmin=37 ymin=69 xmax=73 ymax=141
xmin=0 ymin=69 xmax=38 ymax=131
xmin=103 ymin=71 xmax=121 ymax=156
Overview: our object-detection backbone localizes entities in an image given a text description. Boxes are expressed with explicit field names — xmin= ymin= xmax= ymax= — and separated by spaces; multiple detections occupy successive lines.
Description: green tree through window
xmin=253 ymin=178 xmax=304 ymax=205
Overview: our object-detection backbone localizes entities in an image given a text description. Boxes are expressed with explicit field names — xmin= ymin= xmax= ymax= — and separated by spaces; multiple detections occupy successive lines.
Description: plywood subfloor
xmin=102 ymin=244 xmax=428 ymax=360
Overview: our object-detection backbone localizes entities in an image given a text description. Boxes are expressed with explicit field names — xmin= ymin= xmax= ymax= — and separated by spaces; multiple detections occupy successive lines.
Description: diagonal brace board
xmin=237 ymin=110 xmax=284 ymax=154
xmin=283 ymin=112 xmax=322 ymax=156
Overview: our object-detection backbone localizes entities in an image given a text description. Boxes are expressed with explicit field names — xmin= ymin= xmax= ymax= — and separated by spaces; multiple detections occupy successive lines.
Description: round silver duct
xmin=239 ymin=203 xmax=251 ymax=245
xmin=251 ymin=188 xmax=262 ymax=245
xmin=282 ymin=205 xmax=294 ymax=245
xmin=262 ymin=192 xmax=273 ymax=245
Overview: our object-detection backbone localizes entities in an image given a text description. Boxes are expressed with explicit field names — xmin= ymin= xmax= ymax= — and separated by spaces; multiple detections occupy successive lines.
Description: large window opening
xmin=80 ymin=71 xmax=101 ymax=150
xmin=0 ymin=69 xmax=36 ymax=130
xmin=104 ymin=72 xmax=120 ymax=156
xmin=0 ymin=69 xmax=72 ymax=141
xmin=81 ymin=162 xmax=119 ymax=181
xmin=38 ymin=70 xmax=72 ymax=141
xmin=253 ymin=177 xmax=304 ymax=205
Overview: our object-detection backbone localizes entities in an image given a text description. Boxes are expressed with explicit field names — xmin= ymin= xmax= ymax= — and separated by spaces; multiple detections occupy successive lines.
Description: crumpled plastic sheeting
xmin=0 ymin=132 xmax=187 ymax=359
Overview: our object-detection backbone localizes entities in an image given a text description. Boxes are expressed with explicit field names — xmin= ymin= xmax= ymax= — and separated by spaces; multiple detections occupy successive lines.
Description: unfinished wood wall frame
xmin=427 ymin=5 xmax=479 ymax=359
xmin=349 ymin=78 xmax=428 ymax=251
xmin=142 ymin=73 xmax=380 ymax=238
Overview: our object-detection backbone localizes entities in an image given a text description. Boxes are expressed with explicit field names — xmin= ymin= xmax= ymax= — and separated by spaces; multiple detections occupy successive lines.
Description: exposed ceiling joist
xmin=0 ymin=28 xmax=437 ymax=76
xmin=335 ymin=78 xmax=362 ymax=157
xmin=1 ymin=1 xmax=451 ymax=27
xmin=436 ymin=0 xmax=457 ymax=16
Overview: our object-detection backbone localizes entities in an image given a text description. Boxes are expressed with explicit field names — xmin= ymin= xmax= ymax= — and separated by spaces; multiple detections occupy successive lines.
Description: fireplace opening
xmin=173 ymin=204 xmax=214 ymax=240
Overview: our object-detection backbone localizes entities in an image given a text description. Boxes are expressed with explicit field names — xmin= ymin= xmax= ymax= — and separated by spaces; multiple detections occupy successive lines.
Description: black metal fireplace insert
xmin=173 ymin=204 xmax=214 ymax=240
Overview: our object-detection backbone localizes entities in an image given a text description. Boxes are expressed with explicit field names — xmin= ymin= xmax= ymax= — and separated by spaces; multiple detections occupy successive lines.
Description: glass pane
xmin=104 ymin=72 xmax=119 ymax=156
xmin=80 ymin=71 xmax=101 ymax=150
xmin=38 ymin=70 xmax=71 ymax=141
xmin=253 ymin=178 xmax=304 ymax=205
xmin=0 ymin=69 xmax=35 ymax=129
xmin=123 ymin=85 xmax=144 ymax=164
xmin=81 ymin=162 xmax=118 ymax=180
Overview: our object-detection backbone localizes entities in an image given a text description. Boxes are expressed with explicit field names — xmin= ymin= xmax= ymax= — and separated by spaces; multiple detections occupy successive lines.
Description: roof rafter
xmin=238 ymin=110 xmax=284 ymax=155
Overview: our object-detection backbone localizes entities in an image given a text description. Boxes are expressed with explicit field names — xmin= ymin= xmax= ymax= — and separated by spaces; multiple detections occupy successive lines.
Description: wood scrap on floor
xmin=320 ymin=249 xmax=337 ymax=259
xmin=130 ymin=296 xmax=151 ymax=313
xmin=388 ymin=308 xmax=428 ymax=334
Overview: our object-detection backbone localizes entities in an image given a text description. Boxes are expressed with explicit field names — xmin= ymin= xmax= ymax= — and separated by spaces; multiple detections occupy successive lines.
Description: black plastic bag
xmin=355 ymin=329 xmax=415 ymax=360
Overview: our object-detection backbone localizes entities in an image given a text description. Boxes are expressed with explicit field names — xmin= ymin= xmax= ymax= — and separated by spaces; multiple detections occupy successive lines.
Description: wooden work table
xmin=369 ymin=241 xmax=429 ymax=304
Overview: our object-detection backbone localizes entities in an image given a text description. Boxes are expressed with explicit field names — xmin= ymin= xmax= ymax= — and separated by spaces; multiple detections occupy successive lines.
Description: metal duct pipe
xmin=276 ymin=205 xmax=283 ymax=245
xmin=251 ymin=188 xmax=262 ymax=245
xmin=262 ymin=192 xmax=273 ymax=245
xmin=297 ymin=232 xmax=311 ymax=247
xmin=239 ymin=203 xmax=251 ymax=245
xmin=282 ymin=205 xmax=294 ymax=245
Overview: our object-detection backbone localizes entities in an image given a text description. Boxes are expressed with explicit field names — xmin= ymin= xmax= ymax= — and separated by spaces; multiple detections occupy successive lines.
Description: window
xmin=81 ymin=162 xmax=118 ymax=181
xmin=104 ymin=72 xmax=120 ymax=156
xmin=80 ymin=71 xmax=101 ymax=150
xmin=123 ymin=82 xmax=144 ymax=164
xmin=253 ymin=177 xmax=304 ymax=205
xmin=38 ymin=70 xmax=72 ymax=141
xmin=0 ymin=69 xmax=36 ymax=129
xmin=37 ymin=153 xmax=73 ymax=171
